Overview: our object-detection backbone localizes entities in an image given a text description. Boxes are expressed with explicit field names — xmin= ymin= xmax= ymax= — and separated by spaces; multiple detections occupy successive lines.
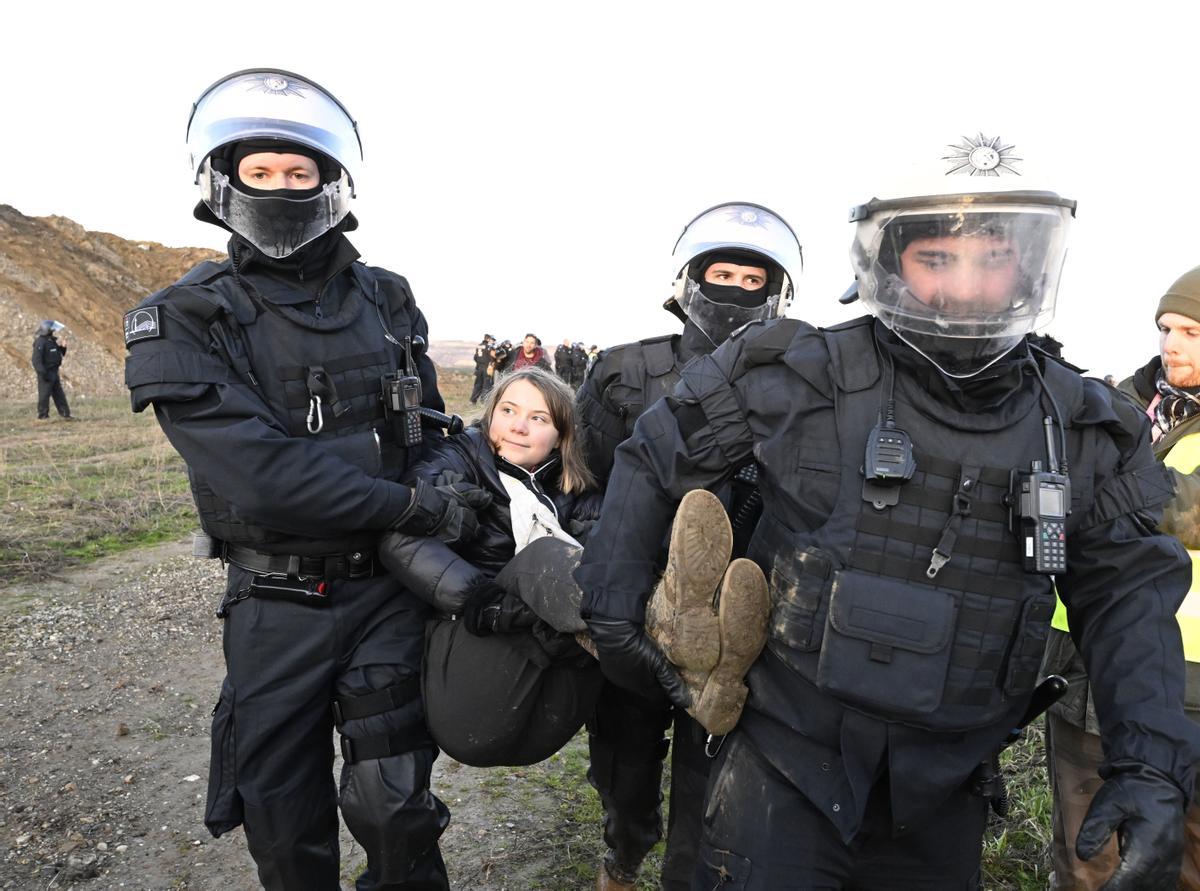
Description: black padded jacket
xmin=379 ymin=424 xmax=602 ymax=615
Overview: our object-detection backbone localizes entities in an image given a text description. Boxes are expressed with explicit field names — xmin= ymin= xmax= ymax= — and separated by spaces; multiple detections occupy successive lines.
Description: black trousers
xmin=206 ymin=567 xmax=449 ymax=890
xmin=694 ymin=733 xmax=987 ymax=890
xmin=470 ymin=370 xmax=490 ymax=403
xmin=588 ymin=681 xmax=712 ymax=887
xmin=36 ymin=373 xmax=70 ymax=418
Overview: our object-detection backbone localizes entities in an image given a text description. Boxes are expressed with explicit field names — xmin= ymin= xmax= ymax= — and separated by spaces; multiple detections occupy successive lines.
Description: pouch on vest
xmin=768 ymin=546 xmax=832 ymax=652
xmin=817 ymin=569 xmax=958 ymax=718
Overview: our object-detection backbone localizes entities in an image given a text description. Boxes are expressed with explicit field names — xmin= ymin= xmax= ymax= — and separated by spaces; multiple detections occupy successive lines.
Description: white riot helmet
xmin=186 ymin=69 xmax=363 ymax=258
xmin=849 ymin=134 xmax=1076 ymax=378
xmin=668 ymin=202 xmax=803 ymax=346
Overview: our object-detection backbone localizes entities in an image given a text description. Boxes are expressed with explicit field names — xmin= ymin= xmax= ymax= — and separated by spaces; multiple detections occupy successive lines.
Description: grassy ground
xmin=0 ymin=366 xmax=1058 ymax=887
xmin=983 ymin=721 xmax=1055 ymax=890
xmin=0 ymin=396 xmax=195 ymax=581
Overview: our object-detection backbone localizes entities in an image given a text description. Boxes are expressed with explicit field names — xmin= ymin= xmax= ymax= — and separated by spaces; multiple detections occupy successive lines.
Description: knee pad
xmin=340 ymin=748 xmax=449 ymax=886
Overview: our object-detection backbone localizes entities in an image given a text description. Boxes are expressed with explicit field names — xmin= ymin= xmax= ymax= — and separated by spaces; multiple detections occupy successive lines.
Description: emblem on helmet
xmin=943 ymin=134 xmax=1021 ymax=177
xmin=248 ymin=75 xmax=307 ymax=98
xmin=726 ymin=208 xmax=769 ymax=228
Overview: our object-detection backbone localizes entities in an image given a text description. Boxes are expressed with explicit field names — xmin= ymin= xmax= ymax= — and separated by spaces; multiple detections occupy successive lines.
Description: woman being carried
xmin=379 ymin=367 xmax=604 ymax=766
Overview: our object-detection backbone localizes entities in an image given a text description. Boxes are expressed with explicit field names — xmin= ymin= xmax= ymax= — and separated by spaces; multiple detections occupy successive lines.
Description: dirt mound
xmin=0 ymin=205 xmax=223 ymax=400
xmin=426 ymin=339 xmax=479 ymax=369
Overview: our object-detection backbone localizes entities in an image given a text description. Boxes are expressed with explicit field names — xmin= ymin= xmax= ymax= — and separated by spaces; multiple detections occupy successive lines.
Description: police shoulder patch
xmin=124 ymin=306 xmax=162 ymax=346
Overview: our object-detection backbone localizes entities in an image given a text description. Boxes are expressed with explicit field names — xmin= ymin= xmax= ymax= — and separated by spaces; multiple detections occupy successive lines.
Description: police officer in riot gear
xmin=577 ymin=137 xmax=1200 ymax=889
xmin=124 ymin=69 xmax=476 ymax=890
xmin=32 ymin=320 xmax=73 ymax=420
xmin=576 ymin=202 xmax=802 ymax=890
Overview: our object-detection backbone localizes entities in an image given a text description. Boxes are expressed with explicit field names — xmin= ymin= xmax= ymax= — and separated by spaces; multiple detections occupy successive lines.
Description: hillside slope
xmin=0 ymin=205 xmax=222 ymax=399
xmin=0 ymin=206 xmax=481 ymax=403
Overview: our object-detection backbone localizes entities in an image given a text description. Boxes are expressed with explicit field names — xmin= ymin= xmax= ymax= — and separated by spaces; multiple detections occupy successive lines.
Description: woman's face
xmin=489 ymin=378 xmax=560 ymax=469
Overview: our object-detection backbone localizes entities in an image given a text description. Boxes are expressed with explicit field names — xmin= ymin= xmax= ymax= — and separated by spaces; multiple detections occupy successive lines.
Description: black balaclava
xmin=694 ymin=249 xmax=778 ymax=309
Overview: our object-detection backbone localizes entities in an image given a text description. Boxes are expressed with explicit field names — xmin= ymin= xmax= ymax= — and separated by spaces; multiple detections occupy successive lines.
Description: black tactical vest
xmin=178 ymin=262 xmax=415 ymax=555
xmin=613 ymin=335 xmax=682 ymax=438
xmin=746 ymin=318 xmax=1096 ymax=733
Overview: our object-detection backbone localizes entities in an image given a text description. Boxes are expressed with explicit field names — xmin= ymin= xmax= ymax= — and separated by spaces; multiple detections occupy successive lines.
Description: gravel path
xmin=0 ymin=542 xmax=594 ymax=890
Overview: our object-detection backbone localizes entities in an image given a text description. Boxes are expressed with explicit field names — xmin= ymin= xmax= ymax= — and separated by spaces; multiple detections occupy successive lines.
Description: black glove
xmin=460 ymin=580 xmax=537 ymax=636
xmin=1076 ymin=762 xmax=1186 ymax=890
xmin=392 ymin=478 xmax=492 ymax=545
xmin=585 ymin=615 xmax=692 ymax=709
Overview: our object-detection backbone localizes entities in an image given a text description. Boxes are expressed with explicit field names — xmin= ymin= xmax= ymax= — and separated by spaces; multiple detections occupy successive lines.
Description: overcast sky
xmin=3 ymin=1 xmax=1197 ymax=375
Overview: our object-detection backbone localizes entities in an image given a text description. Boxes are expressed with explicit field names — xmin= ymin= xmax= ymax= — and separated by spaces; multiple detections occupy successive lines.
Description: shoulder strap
xmin=823 ymin=318 xmax=880 ymax=393
xmin=177 ymin=258 xmax=232 ymax=287
xmin=352 ymin=263 xmax=413 ymax=369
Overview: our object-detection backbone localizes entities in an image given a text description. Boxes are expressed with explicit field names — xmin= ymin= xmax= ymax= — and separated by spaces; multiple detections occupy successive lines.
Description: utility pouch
xmin=768 ymin=547 xmax=833 ymax=653
xmin=817 ymin=569 xmax=957 ymax=718
xmin=247 ymin=576 xmax=330 ymax=608
xmin=1002 ymin=589 xmax=1056 ymax=695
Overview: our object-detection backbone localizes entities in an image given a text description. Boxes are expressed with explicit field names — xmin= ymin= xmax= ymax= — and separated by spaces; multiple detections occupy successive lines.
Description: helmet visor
xmin=676 ymin=276 xmax=786 ymax=346
xmin=852 ymin=202 xmax=1072 ymax=375
xmin=200 ymin=159 xmax=351 ymax=258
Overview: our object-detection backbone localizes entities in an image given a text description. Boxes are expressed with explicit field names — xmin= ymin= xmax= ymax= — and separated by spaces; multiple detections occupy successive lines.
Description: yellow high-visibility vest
xmin=1051 ymin=431 xmax=1200 ymax=662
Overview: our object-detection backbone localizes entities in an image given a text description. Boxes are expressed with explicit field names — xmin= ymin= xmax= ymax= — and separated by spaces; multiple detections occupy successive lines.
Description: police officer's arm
xmin=1058 ymin=388 xmax=1200 ymax=797
xmin=576 ymin=336 xmax=762 ymax=623
xmin=575 ymin=349 xmax=629 ymax=487
xmin=31 ymin=340 xmax=46 ymax=376
xmin=128 ymin=292 xmax=423 ymax=538
xmin=378 ymin=441 xmax=491 ymax=614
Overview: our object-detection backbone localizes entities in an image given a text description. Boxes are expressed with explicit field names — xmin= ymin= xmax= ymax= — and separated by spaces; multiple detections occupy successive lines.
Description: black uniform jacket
xmin=32 ymin=334 xmax=65 ymax=377
xmin=577 ymin=315 xmax=1200 ymax=838
xmin=124 ymin=236 xmax=442 ymax=545
xmin=576 ymin=320 xmax=711 ymax=486
xmin=379 ymin=424 xmax=602 ymax=615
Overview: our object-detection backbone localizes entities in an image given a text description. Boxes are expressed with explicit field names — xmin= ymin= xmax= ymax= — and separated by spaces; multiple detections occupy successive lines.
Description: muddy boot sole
xmin=690 ymin=558 xmax=769 ymax=736
xmin=645 ymin=489 xmax=731 ymax=674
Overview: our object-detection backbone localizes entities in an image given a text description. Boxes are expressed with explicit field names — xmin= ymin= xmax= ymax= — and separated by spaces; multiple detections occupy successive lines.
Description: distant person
xmin=569 ymin=342 xmax=588 ymax=389
xmin=32 ymin=320 xmax=74 ymax=420
xmin=491 ymin=339 xmax=514 ymax=378
xmin=471 ymin=333 xmax=496 ymax=404
xmin=555 ymin=338 xmax=574 ymax=383
xmin=512 ymin=333 xmax=551 ymax=371
xmin=587 ymin=344 xmax=600 ymax=374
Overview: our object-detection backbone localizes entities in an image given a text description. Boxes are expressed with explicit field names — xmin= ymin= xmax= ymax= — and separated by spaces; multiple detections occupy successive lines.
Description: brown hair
xmin=479 ymin=366 xmax=596 ymax=495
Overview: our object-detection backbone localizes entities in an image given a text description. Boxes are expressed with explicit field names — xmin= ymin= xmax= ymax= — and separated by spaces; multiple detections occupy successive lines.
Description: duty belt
xmin=222 ymin=543 xmax=378 ymax=581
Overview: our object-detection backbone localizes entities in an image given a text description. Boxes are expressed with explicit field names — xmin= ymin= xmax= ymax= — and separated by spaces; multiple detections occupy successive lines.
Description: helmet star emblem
xmin=943 ymin=134 xmax=1021 ymax=177
xmin=726 ymin=208 xmax=769 ymax=228
xmin=247 ymin=75 xmax=307 ymax=98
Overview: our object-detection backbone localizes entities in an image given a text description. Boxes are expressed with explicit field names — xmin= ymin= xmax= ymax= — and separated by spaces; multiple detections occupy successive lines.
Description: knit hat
xmin=1156 ymin=265 xmax=1200 ymax=323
